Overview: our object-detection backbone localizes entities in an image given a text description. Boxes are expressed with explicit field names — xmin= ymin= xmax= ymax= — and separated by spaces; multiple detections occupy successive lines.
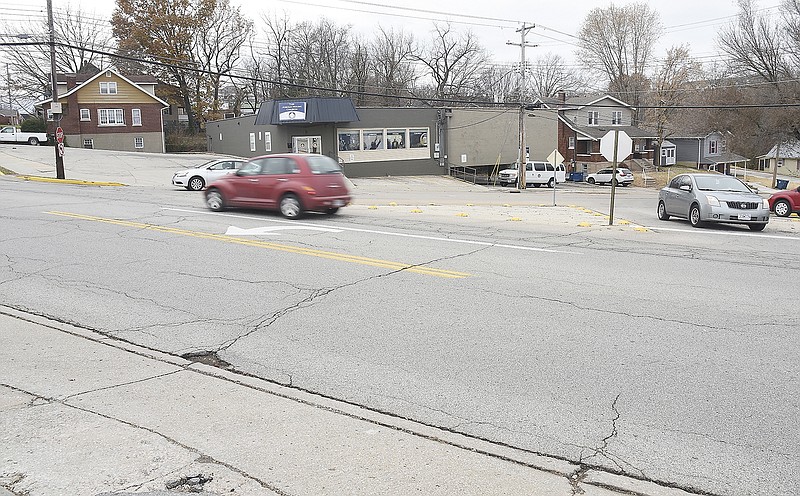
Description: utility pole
xmin=507 ymin=23 xmax=536 ymax=190
xmin=47 ymin=0 xmax=65 ymax=179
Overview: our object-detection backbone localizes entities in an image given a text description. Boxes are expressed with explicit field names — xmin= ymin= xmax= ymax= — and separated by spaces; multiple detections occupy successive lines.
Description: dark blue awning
xmin=254 ymin=98 xmax=359 ymax=125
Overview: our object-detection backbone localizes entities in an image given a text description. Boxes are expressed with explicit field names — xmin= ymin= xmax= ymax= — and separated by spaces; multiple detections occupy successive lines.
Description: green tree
xmin=112 ymin=0 xmax=215 ymax=132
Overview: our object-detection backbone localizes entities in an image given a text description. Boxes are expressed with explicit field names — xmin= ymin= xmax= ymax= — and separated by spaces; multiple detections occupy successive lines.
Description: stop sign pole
xmin=600 ymin=130 xmax=632 ymax=225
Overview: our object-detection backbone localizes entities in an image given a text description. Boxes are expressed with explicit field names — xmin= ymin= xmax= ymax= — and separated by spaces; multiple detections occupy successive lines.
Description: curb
xmin=15 ymin=175 xmax=127 ymax=187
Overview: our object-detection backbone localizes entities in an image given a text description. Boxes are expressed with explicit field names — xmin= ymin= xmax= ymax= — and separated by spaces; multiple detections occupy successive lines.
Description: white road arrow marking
xmin=225 ymin=225 xmax=343 ymax=236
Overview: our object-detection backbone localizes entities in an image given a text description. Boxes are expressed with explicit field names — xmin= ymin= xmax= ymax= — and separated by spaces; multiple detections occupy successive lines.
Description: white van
xmin=497 ymin=161 xmax=567 ymax=188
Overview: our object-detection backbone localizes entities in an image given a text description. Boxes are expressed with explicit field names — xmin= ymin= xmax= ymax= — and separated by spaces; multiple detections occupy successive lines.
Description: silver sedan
xmin=657 ymin=173 xmax=770 ymax=231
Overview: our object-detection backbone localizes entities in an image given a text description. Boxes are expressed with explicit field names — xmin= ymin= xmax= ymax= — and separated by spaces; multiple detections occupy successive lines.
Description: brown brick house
xmin=38 ymin=68 xmax=169 ymax=153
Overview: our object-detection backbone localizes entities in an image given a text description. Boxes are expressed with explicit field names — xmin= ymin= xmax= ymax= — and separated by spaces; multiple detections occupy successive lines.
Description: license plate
xmin=333 ymin=200 xmax=345 ymax=207
xmin=738 ymin=213 xmax=751 ymax=220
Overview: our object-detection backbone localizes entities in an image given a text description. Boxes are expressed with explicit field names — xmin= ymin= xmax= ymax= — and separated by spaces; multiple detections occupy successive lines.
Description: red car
xmin=205 ymin=154 xmax=351 ymax=219
xmin=768 ymin=185 xmax=800 ymax=217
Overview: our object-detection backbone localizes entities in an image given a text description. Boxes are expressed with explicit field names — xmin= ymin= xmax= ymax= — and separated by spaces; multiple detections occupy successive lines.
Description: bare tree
xmin=645 ymin=45 xmax=703 ymax=165
xmin=577 ymin=2 xmax=661 ymax=123
xmin=0 ymin=4 xmax=113 ymax=104
xmin=197 ymin=0 xmax=253 ymax=120
xmin=717 ymin=0 xmax=787 ymax=84
xmin=371 ymin=26 xmax=416 ymax=105
xmin=528 ymin=53 xmax=583 ymax=99
xmin=412 ymin=23 xmax=487 ymax=104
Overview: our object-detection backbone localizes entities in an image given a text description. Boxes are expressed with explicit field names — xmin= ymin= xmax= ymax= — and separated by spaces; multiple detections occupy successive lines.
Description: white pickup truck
xmin=0 ymin=126 xmax=49 ymax=145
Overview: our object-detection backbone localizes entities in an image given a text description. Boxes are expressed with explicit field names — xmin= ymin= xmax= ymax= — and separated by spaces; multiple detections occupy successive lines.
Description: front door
xmin=293 ymin=136 xmax=322 ymax=154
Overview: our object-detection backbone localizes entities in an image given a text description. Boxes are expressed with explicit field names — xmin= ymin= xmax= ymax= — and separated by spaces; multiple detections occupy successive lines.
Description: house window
xmin=46 ymin=109 xmax=53 ymax=121
xmin=80 ymin=108 xmax=90 ymax=121
xmin=588 ymin=111 xmax=599 ymax=126
xmin=709 ymin=140 xmax=718 ymax=154
xmin=134 ymin=137 xmax=144 ymax=149
xmin=98 ymin=109 xmax=125 ymax=126
xmin=612 ymin=111 xmax=622 ymax=125
xmin=265 ymin=132 xmax=272 ymax=152
xmin=131 ymin=109 xmax=141 ymax=126
xmin=83 ymin=139 xmax=93 ymax=149
xmin=99 ymin=82 xmax=118 ymax=95
xmin=568 ymin=136 xmax=575 ymax=149
xmin=249 ymin=133 xmax=256 ymax=152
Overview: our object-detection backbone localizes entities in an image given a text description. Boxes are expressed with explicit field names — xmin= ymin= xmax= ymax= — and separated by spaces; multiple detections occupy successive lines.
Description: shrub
xmin=21 ymin=118 xmax=46 ymax=133
xmin=165 ymin=128 xmax=207 ymax=153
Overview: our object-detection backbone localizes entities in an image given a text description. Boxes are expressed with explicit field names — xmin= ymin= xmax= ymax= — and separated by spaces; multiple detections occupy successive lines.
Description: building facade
xmin=39 ymin=69 xmax=168 ymax=153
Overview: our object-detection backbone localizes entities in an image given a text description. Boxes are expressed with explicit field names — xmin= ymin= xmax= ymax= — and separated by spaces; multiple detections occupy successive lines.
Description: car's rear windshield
xmin=307 ymin=156 xmax=343 ymax=174
xmin=694 ymin=175 xmax=750 ymax=192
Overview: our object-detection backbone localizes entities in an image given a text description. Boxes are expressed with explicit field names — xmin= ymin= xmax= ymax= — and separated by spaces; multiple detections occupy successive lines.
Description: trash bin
xmin=776 ymin=179 xmax=789 ymax=190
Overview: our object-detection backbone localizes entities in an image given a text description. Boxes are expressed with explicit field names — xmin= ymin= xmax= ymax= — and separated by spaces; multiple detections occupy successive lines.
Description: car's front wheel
xmin=187 ymin=176 xmax=205 ymax=191
xmin=657 ymin=201 xmax=670 ymax=220
xmin=689 ymin=204 xmax=703 ymax=227
xmin=749 ymin=223 xmax=767 ymax=231
xmin=279 ymin=194 xmax=303 ymax=219
xmin=774 ymin=199 xmax=792 ymax=217
xmin=206 ymin=188 xmax=225 ymax=211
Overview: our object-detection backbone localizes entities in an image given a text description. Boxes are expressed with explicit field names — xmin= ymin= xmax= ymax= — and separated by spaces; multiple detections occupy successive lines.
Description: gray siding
xmin=65 ymin=131 xmax=164 ymax=153
xmin=446 ymin=108 xmax=556 ymax=168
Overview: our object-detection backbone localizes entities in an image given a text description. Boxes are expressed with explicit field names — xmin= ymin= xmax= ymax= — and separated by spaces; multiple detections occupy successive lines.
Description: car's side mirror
xmin=679 ymin=185 xmax=692 ymax=191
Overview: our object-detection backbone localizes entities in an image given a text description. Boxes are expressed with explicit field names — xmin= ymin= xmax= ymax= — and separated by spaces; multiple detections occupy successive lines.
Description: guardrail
xmin=449 ymin=165 xmax=478 ymax=184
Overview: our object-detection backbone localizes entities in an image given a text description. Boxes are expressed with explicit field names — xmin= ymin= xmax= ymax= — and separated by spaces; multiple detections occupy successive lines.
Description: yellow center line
xmin=46 ymin=211 xmax=470 ymax=279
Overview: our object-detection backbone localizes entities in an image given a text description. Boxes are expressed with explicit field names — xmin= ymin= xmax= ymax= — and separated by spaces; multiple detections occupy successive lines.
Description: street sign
xmin=600 ymin=130 xmax=632 ymax=162
xmin=547 ymin=149 xmax=564 ymax=166
xmin=55 ymin=127 xmax=64 ymax=143
xmin=57 ymin=142 xmax=65 ymax=157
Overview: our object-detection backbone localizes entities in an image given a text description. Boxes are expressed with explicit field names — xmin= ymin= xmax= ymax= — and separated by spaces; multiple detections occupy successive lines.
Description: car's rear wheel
xmin=188 ymin=176 xmax=205 ymax=191
xmin=587 ymin=177 xmax=595 ymax=184
xmin=689 ymin=204 xmax=703 ymax=227
xmin=28 ymin=137 xmax=39 ymax=146
xmin=657 ymin=201 xmax=670 ymax=220
xmin=612 ymin=178 xmax=618 ymax=186
xmin=774 ymin=199 xmax=791 ymax=217
xmin=206 ymin=189 xmax=225 ymax=212
xmin=280 ymin=194 xmax=303 ymax=219
xmin=749 ymin=223 xmax=767 ymax=231
xmin=325 ymin=207 xmax=339 ymax=215
xmin=547 ymin=178 xmax=554 ymax=188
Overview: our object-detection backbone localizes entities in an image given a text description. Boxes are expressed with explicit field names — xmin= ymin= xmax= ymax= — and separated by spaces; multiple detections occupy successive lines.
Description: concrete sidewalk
xmin=0 ymin=307 xmax=693 ymax=496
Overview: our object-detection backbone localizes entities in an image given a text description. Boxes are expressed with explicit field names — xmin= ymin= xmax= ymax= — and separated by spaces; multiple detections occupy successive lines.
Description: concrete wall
xmin=445 ymin=108 xmax=557 ymax=171
xmin=64 ymin=131 xmax=164 ymax=153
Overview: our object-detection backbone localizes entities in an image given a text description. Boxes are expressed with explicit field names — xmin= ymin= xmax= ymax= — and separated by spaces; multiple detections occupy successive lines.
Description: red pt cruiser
xmin=205 ymin=153 xmax=351 ymax=219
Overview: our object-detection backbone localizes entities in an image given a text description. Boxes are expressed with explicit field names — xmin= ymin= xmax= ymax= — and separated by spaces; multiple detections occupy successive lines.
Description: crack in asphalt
xmin=2 ymin=383 xmax=293 ymax=496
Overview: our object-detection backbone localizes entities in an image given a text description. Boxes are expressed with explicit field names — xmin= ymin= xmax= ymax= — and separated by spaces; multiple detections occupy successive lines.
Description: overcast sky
xmin=27 ymin=0 xmax=786 ymax=72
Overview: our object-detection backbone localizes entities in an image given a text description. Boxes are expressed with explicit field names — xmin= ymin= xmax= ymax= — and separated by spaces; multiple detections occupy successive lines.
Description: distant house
xmin=757 ymin=140 xmax=800 ymax=176
xmin=669 ymin=131 xmax=748 ymax=174
xmin=37 ymin=68 xmax=169 ymax=153
xmin=537 ymin=93 xmax=656 ymax=171
xmin=0 ymin=107 xmax=20 ymax=126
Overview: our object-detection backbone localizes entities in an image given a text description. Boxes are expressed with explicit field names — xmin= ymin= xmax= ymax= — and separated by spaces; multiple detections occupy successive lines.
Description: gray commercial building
xmin=205 ymin=98 xmax=557 ymax=178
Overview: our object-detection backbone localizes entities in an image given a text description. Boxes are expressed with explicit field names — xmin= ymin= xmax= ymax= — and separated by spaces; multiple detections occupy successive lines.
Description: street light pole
xmin=47 ymin=0 xmax=65 ymax=179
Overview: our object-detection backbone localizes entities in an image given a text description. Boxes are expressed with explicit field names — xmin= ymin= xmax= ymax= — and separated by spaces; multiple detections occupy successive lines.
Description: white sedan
xmin=172 ymin=158 xmax=244 ymax=191
xmin=586 ymin=167 xmax=634 ymax=186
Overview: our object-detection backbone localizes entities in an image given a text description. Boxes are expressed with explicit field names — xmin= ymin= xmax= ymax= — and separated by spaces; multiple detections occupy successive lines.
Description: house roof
xmin=760 ymin=140 xmax=800 ymax=159
xmin=38 ymin=68 xmax=167 ymax=107
xmin=700 ymin=151 xmax=749 ymax=165
xmin=254 ymin=98 xmax=359 ymax=125
xmin=558 ymin=115 xmax=656 ymax=140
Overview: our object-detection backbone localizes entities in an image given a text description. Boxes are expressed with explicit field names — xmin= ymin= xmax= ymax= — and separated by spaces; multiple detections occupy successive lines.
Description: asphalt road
xmin=1 ymin=145 xmax=799 ymax=495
